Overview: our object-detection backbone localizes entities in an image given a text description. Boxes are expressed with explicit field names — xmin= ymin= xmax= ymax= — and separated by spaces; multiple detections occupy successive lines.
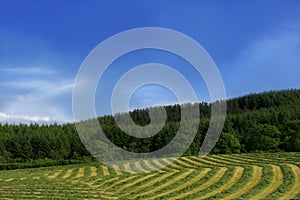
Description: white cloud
xmin=56 ymin=83 xmax=74 ymax=93
xmin=1 ymin=79 xmax=73 ymax=94
xmin=0 ymin=112 xmax=51 ymax=123
xmin=0 ymin=95 xmax=72 ymax=124
xmin=0 ymin=79 xmax=74 ymax=124
xmin=0 ymin=67 xmax=56 ymax=75
xmin=0 ymin=31 xmax=76 ymax=124
xmin=1 ymin=80 xmax=49 ymax=89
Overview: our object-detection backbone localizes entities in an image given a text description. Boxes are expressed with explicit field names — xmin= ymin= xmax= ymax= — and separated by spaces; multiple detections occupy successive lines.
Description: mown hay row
xmin=110 ymin=173 xmax=157 ymax=194
xmin=173 ymin=167 xmax=227 ymax=199
xmin=75 ymin=167 xmax=85 ymax=178
xmin=112 ymin=164 xmax=123 ymax=175
xmin=150 ymin=168 xmax=215 ymax=199
xmin=90 ymin=166 xmax=97 ymax=177
xmin=196 ymin=166 xmax=244 ymax=199
xmin=48 ymin=170 xmax=62 ymax=180
xmin=222 ymin=165 xmax=263 ymax=200
xmin=134 ymin=169 xmax=197 ymax=199
xmin=250 ymin=164 xmax=283 ymax=200
xmin=180 ymin=156 xmax=208 ymax=167
xmin=62 ymin=169 xmax=74 ymax=179
xmin=119 ymin=171 xmax=176 ymax=198
xmin=134 ymin=161 xmax=150 ymax=173
xmin=102 ymin=165 xmax=110 ymax=176
xmin=279 ymin=164 xmax=300 ymax=200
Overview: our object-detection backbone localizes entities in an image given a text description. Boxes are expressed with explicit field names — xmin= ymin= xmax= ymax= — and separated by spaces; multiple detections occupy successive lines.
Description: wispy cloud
xmin=0 ymin=76 xmax=74 ymax=124
xmin=1 ymin=80 xmax=49 ymax=89
xmin=223 ymin=22 xmax=300 ymax=97
xmin=0 ymin=67 xmax=56 ymax=75
xmin=0 ymin=112 xmax=51 ymax=123
xmin=0 ymin=80 xmax=73 ymax=94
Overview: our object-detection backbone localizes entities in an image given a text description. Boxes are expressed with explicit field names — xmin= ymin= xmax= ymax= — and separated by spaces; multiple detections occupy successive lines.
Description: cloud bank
xmin=0 ymin=66 xmax=73 ymax=124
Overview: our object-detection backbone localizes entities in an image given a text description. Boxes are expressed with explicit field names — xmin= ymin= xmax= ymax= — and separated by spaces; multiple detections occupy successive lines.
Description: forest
xmin=0 ymin=89 xmax=300 ymax=169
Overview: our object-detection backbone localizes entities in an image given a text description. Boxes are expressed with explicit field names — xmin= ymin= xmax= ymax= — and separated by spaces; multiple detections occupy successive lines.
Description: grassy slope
xmin=0 ymin=152 xmax=299 ymax=200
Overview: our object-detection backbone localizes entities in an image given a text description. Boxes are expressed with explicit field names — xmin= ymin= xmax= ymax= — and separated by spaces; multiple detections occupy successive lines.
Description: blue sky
xmin=0 ymin=0 xmax=300 ymax=123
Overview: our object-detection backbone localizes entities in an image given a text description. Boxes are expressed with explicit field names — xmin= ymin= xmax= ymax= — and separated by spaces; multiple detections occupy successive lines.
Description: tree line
xmin=0 ymin=89 xmax=300 ymax=168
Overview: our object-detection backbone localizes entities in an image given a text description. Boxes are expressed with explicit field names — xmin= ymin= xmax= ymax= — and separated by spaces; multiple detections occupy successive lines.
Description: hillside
xmin=0 ymin=89 xmax=300 ymax=168
xmin=0 ymin=153 xmax=299 ymax=199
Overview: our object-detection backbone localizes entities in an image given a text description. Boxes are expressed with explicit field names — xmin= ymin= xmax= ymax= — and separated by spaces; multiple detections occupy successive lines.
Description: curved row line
xmin=104 ymin=163 xmax=298 ymax=199
xmin=1 ymin=155 xmax=300 ymax=200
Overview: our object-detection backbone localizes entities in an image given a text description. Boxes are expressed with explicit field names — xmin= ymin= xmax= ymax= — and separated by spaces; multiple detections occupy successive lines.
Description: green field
xmin=0 ymin=153 xmax=299 ymax=200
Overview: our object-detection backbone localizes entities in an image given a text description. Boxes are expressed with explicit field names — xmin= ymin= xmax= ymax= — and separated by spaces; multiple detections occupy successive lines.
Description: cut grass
xmin=221 ymin=165 xmax=263 ymax=200
xmin=101 ymin=165 xmax=110 ymax=176
xmin=150 ymin=168 xmax=211 ymax=199
xmin=90 ymin=166 xmax=97 ymax=177
xmin=112 ymin=164 xmax=123 ymax=175
xmin=62 ymin=169 xmax=74 ymax=179
xmin=247 ymin=164 xmax=283 ymax=200
xmin=48 ymin=170 xmax=62 ymax=180
xmin=133 ymin=170 xmax=193 ymax=198
xmin=120 ymin=171 xmax=176 ymax=198
xmin=75 ymin=167 xmax=85 ymax=178
xmin=194 ymin=166 xmax=244 ymax=199
xmin=0 ymin=152 xmax=299 ymax=199
xmin=158 ymin=168 xmax=227 ymax=199
xmin=279 ymin=164 xmax=300 ymax=200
